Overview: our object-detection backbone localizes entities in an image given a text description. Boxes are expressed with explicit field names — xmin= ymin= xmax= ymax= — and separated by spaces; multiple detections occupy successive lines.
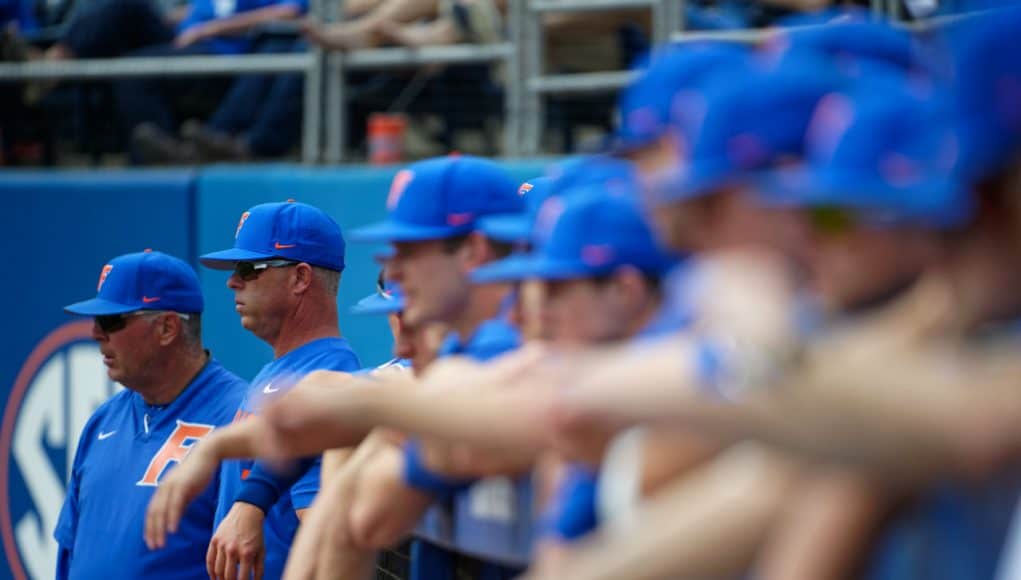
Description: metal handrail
xmin=0 ymin=53 xmax=312 ymax=81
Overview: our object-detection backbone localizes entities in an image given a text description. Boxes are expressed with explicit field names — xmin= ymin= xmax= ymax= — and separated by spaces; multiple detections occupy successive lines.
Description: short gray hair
xmin=180 ymin=314 xmax=203 ymax=346
xmin=314 ymin=267 xmax=341 ymax=297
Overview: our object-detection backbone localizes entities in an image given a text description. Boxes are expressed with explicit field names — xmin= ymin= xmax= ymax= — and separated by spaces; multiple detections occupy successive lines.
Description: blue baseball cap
xmin=65 ymin=250 xmax=204 ymax=316
xmin=758 ymin=86 xmax=970 ymax=228
xmin=611 ymin=42 xmax=750 ymax=154
xmin=476 ymin=156 xmax=640 ymax=245
xmin=472 ymin=188 xmax=677 ymax=284
xmin=766 ymin=20 xmax=920 ymax=73
xmin=476 ymin=177 xmax=554 ymax=243
xmin=640 ymin=58 xmax=847 ymax=208
xmin=350 ymin=156 xmax=524 ymax=243
xmin=551 ymin=155 xmax=638 ymax=195
xmin=200 ymin=201 xmax=346 ymax=271
xmin=351 ymin=281 xmax=405 ymax=315
xmin=951 ymin=7 xmax=1021 ymax=181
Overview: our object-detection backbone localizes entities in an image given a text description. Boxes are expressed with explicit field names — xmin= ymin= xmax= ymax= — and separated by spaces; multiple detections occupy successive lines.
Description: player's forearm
xmin=552 ymin=336 xmax=706 ymax=428
xmin=203 ymin=416 xmax=267 ymax=461
xmin=259 ymin=374 xmax=404 ymax=457
xmin=366 ymin=386 xmax=551 ymax=454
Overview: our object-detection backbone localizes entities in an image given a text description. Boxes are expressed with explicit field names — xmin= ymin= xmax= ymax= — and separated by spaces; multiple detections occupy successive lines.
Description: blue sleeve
xmin=56 ymin=546 xmax=71 ymax=580
xmin=176 ymin=0 xmax=212 ymax=33
xmin=234 ymin=456 xmax=317 ymax=513
xmin=401 ymin=439 xmax=474 ymax=498
xmin=289 ymin=456 xmax=321 ymax=510
xmin=538 ymin=466 xmax=599 ymax=542
xmin=53 ymin=473 xmax=78 ymax=549
xmin=694 ymin=338 xmax=729 ymax=398
xmin=54 ymin=427 xmax=88 ymax=577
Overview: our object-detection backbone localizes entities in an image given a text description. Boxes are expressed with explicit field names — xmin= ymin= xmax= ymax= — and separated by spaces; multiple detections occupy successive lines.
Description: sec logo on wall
xmin=1 ymin=322 xmax=120 ymax=579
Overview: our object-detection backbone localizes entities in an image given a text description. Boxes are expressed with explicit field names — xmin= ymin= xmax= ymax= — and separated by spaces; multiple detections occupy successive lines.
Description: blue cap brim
xmin=640 ymin=162 xmax=733 ymax=208
xmin=758 ymin=167 xmax=971 ymax=228
xmin=64 ymin=297 xmax=141 ymax=316
xmin=373 ymin=246 xmax=396 ymax=262
xmin=350 ymin=292 xmax=404 ymax=315
xmin=350 ymin=219 xmax=472 ymax=243
xmin=471 ymin=254 xmax=600 ymax=284
xmin=605 ymin=130 xmax=659 ymax=157
xmin=199 ymin=248 xmax=278 ymax=269
xmin=476 ymin=215 xmax=530 ymax=244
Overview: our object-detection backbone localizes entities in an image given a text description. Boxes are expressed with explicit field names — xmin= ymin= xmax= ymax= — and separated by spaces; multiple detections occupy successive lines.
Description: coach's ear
xmin=155 ymin=312 xmax=183 ymax=347
xmin=291 ymin=262 xmax=315 ymax=295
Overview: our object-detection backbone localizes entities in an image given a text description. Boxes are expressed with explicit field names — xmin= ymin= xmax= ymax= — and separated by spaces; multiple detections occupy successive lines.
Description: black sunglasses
xmin=95 ymin=311 xmax=191 ymax=334
xmin=233 ymin=259 xmax=298 ymax=282
xmin=808 ymin=206 xmax=858 ymax=236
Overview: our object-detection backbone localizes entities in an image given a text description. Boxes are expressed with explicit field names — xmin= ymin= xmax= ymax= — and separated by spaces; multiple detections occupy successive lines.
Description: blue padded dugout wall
xmin=0 ymin=169 xmax=196 ymax=579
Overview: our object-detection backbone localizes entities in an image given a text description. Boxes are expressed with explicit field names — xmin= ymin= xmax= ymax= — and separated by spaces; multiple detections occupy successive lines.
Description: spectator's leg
xmin=242 ymin=70 xmax=303 ymax=157
xmin=114 ymin=43 xmax=210 ymax=133
xmin=215 ymin=37 xmax=304 ymax=158
xmin=305 ymin=0 xmax=440 ymax=50
xmin=205 ymin=37 xmax=297 ymax=135
xmin=114 ymin=43 xmax=213 ymax=163
xmin=58 ymin=0 xmax=175 ymax=58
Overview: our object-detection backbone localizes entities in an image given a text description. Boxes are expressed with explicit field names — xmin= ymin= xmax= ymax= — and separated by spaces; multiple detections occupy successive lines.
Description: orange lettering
xmin=136 ymin=420 xmax=215 ymax=487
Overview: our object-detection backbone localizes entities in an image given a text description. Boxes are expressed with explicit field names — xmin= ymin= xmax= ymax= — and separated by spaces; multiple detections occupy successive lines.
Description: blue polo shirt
xmin=177 ymin=0 xmax=308 ymax=54
xmin=54 ymin=358 xmax=247 ymax=580
xmin=215 ymin=337 xmax=360 ymax=580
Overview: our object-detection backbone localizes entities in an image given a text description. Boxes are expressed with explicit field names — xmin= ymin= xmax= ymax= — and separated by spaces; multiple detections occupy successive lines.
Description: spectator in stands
xmin=130 ymin=36 xmax=307 ymax=163
xmin=23 ymin=0 xmax=307 ymax=162
xmin=302 ymin=0 xmax=504 ymax=50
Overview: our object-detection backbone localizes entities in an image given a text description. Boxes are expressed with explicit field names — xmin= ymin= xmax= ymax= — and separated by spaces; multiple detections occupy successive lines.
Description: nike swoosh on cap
xmin=274 ymin=242 xmax=296 ymax=249
xmin=142 ymin=296 xmax=160 ymax=303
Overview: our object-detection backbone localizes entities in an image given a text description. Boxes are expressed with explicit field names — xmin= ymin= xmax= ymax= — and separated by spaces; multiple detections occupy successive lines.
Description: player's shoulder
xmin=202 ymin=358 xmax=249 ymax=395
xmin=290 ymin=337 xmax=362 ymax=373
xmin=90 ymin=388 xmax=134 ymax=418
xmin=77 ymin=389 xmax=134 ymax=441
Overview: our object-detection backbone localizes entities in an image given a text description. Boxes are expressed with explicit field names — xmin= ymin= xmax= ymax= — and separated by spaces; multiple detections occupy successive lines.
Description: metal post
xmin=302 ymin=0 xmax=325 ymax=164
xmin=652 ymin=0 xmax=676 ymax=45
xmin=324 ymin=53 xmax=346 ymax=164
xmin=870 ymin=0 xmax=883 ymax=19
xmin=503 ymin=0 xmax=524 ymax=157
xmin=522 ymin=0 xmax=544 ymax=156
xmin=302 ymin=48 xmax=324 ymax=164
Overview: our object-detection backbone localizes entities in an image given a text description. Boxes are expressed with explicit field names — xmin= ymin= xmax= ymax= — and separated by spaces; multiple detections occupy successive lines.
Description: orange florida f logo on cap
xmin=387 ymin=170 xmax=414 ymax=210
xmin=97 ymin=265 xmax=114 ymax=292
xmin=235 ymin=211 xmax=251 ymax=239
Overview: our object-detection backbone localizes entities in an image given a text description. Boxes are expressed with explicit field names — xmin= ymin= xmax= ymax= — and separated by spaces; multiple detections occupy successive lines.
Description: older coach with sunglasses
xmin=146 ymin=200 xmax=361 ymax=580
xmin=56 ymin=250 xmax=248 ymax=579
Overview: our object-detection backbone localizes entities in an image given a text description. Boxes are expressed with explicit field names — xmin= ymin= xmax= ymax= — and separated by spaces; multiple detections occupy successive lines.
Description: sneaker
xmin=131 ymin=123 xmax=199 ymax=165
xmin=180 ymin=120 xmax=251 ymax=162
